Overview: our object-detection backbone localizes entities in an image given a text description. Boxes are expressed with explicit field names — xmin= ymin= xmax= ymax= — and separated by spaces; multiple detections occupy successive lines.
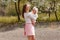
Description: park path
xmin=0 ymin=28 xmax=60 ymax=40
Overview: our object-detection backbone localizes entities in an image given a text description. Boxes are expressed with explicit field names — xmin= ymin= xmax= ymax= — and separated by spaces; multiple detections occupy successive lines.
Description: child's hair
xmin=33 ymin=7 xmax=38 ymax=13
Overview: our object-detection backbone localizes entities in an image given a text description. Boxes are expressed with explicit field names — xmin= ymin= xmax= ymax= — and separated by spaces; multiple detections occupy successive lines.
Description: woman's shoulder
xmin=24 ymin=12 xmax=33 ymax=16
xmin=25 ymin=12 xmax=32 ymax=16
xmin=24 ymin=12 xmax=31 ymax=17
xmin=28 ymin=12 xmax=32 ymax=15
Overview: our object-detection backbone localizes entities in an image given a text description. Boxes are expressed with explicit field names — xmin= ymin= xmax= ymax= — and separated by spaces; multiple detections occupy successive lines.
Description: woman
xmin=22 ymin=3 xmax=38 ymax=40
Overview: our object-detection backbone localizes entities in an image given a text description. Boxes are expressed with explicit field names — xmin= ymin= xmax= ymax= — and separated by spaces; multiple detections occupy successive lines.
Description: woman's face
xmin=25 ymin=5 xmax=30 ymax=12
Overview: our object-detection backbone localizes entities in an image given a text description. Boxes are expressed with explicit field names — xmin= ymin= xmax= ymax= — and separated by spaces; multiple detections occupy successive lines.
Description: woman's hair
xmin=22 ymin=4 xmax=27 ymax=18
xmin=22 ymin=3 xmax=31 ymax=18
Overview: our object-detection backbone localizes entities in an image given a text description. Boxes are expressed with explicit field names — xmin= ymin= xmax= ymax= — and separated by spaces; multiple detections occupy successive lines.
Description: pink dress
xmin=24 ymin=12 xmax=38 ymax=36
xmin=24 ymin=23 xmax=35 ymax=36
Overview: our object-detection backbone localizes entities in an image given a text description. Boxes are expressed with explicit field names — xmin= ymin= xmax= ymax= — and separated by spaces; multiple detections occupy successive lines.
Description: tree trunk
xmin=18 ymin=0 xmax=21 ymax=15
xmin=17 ymin=0 xmax=21 ymax=22
xmin=15 ymin=2 xmax=20 ymax=22
xmin=53 ymin=1 xmax=58 ymax=21
xmin=14 ymin=0 xmax=21 ymax=22
xmin=18 ymin=0 xmax=21 ymax=21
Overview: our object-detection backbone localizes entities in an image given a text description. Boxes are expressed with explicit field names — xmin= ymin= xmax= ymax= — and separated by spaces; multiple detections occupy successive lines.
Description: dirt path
xmin=0 ymin=28 xmax=60 ymax=40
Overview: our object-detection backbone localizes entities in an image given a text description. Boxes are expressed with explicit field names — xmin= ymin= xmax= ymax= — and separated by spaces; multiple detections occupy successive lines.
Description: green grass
xmin=0 ymin=16 xmax=18 ymax=23
xmin=0 ymin=12 xmax=60 ymax=23
xmin=37 ymin=12 xmax=60 ymax=22
xmin=0 ymin=16 xmax=25 ymax=23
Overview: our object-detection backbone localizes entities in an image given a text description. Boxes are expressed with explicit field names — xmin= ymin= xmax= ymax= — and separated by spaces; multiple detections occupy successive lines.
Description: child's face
xmin=32 ymin=9 xmax=36 ymax=14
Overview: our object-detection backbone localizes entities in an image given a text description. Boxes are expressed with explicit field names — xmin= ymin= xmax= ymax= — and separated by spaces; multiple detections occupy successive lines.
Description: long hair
xmin=22 ymin=4 xmax=27 ymax=18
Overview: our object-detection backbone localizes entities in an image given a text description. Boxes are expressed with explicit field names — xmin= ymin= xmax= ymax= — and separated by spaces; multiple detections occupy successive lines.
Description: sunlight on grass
xmin=0 ymin=12 xmax=60 ymax=23
xmin=0 ymin=16 xmax=18 ymax=23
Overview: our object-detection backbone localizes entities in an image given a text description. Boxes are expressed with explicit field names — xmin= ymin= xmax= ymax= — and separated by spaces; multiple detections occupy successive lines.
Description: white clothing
xmin=24 ymin=12 xmax=38 ymax=23
xmin=24 ymin=12 xmax=38 ymax=36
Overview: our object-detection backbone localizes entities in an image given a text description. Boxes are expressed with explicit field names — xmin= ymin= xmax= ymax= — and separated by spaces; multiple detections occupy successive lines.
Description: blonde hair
xmin=33 ymin=7 xmax=38 ymax=13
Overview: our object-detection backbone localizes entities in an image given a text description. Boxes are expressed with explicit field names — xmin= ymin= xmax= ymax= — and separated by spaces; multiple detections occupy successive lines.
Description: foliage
xmin=0 ymin=16 xmax=25 ymax=23
xmin=0 ymin=16 xmax=18 ymax=23
xmin=37 ymin=12 xmax=60 ymax=22
xmin=6 ymin=9 xmax=17 ymax=16
xmin=0 ymin=0 xmax=60 ymax=23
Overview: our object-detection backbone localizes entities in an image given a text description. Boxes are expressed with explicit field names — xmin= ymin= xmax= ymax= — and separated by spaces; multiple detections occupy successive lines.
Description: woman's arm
xmin=28 ymin=13 xmax=38 ymax=25
xmin=28 ymin=13 xmax=38 ymax=20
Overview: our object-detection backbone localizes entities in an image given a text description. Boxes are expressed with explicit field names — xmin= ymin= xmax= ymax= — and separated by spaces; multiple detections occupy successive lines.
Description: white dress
xmin=24 ymin=12 xmax=38 ymax=36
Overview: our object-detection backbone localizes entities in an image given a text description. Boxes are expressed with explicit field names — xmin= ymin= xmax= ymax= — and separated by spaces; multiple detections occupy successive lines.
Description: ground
xmin=0 ymin=28 xmax=60 ymax=40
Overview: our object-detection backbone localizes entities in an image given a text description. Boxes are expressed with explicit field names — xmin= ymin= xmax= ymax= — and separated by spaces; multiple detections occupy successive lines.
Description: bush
xmin=37 ymin=12 xmax=60 ymax=22
xmin=6 ymin=9 xmax=17 ymax=16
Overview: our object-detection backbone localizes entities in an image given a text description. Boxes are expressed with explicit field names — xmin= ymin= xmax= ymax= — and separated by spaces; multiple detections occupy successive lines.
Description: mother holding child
xmin=22 ymin=3 xmax=38 ymax=40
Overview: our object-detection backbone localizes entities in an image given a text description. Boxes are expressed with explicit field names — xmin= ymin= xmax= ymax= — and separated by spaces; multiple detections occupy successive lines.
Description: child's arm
xmin=28 ymin=13 xmax=38 ymax=25
xmin=31 ymin=14 xmax=38 ymax=26
xmin=32 ymin=14 xmax=38 ymax=26
xmin=29 ymin=13 xmax=38 ymax=21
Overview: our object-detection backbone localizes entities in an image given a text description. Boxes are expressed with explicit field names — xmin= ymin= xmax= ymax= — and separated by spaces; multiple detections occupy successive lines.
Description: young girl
xmin=30 ymin=7 xmax=38 ymax=25
xmin=22 ymin=3 xmax=38 ymax=40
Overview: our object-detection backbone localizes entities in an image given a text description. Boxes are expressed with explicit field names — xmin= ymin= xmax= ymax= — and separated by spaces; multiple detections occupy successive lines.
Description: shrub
xmin=6 ymin=9 xmax=17 ymax=16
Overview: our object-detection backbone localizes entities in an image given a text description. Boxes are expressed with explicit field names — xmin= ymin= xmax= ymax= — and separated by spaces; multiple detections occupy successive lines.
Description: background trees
xmin=0 ymin=0 xmax=60 ymax=23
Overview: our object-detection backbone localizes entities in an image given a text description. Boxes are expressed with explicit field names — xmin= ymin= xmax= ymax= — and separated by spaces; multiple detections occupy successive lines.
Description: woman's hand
xmin=32 ymin=22 xmax=36 ymax=26
xmin=31 ymin=19 xmax=36 ymax=26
